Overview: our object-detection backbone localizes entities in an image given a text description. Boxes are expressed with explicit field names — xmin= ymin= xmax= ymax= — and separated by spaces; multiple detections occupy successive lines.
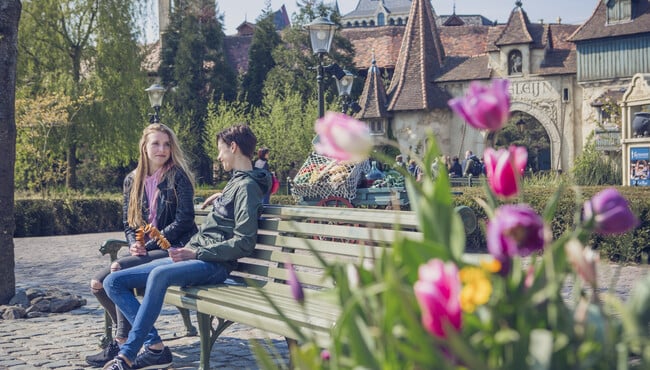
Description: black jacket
xmin=123 ymin=167 xmax=198 ymax=249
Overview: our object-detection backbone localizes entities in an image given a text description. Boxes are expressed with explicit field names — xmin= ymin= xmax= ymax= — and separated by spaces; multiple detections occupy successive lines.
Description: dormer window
xmin=606 ymin=0 xmax=632 ymax=24
xmin=508 ymin=50 xmax=523 ymax=75
xmin=378 ymin=13 xmax=385 ymax=26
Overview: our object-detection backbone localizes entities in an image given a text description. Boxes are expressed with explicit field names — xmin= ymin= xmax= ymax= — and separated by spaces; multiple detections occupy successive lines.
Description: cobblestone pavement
xmin=2 ymin=233 xmax=648 ymax=369
xmin=2 ymin=232 xmax=289 ymax=370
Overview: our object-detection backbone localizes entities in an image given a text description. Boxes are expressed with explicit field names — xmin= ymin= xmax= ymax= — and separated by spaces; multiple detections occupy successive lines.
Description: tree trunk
xmin=0 ymin=0 xmax=21 ymax=304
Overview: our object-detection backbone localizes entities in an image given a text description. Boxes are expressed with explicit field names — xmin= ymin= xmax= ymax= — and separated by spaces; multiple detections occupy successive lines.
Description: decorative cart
xmin=290 ymin=153 xmax=477 ymax=235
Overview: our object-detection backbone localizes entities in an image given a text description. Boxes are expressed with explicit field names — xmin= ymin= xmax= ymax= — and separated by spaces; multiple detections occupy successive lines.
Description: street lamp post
xmin=336 ymin=70 xmax=354 ymax=113
xmin=304 ymin=17 xmax=337 ymax=118
xmin=145 ymin=83 xmax=166 ymax=124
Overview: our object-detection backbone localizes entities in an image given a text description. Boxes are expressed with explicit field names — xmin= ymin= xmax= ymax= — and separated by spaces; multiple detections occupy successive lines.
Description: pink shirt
xmin=145 ymin=167 xmax=163 ymax=227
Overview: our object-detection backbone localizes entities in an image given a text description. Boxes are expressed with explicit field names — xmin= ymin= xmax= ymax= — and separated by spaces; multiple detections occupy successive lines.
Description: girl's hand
xmin=129 ymin=242 xmax=146 ymax=256
xmin=169 ymin=247 xmax=197 ymax=262
xmin=201 ymin=192 xmax=222 ymax=209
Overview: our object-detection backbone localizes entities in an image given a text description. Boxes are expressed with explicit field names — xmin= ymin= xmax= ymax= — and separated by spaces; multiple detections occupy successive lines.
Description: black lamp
xmin=145 ymin=83 xmax=166 ymax=124
xmin=304 ymin=17 xmax=337 ymax=118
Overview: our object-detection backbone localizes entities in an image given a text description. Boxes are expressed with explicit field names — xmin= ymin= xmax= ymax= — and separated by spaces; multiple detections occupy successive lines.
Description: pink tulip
xmin=448 ymin=79 xmax=511 ymax=132
xmin=583 ymin=188 xmax=639 ymax=235
xmin=320 ymin=350 xmax=330 ymax=361
xmin=483 ymin=146 xmax=528 ymax=199
xmin=414 ymin=259 xmax=462 ymax=338
xmin=314 ymin=111 xmax=373 ymax=162
xmin=564 ymin=239 xmax=598 ymax=286
xmin=486 ymin=204 xmax=546 ymax=265
xmin=287 ymin=262 xmax=304 ymax=303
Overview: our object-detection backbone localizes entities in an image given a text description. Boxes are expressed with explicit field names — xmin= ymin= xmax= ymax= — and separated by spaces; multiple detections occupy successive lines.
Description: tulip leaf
xmin=542 ymin=182 xmax=564 ymax=223
xmin=494 ymin=328 xmax=520 ymax=344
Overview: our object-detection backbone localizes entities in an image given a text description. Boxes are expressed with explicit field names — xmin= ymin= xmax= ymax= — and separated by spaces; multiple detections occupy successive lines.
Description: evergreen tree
xmin=240 ymin=2 xmax=282 ymax=109
xmin=160 ymin=0 xmax=237 ymax=184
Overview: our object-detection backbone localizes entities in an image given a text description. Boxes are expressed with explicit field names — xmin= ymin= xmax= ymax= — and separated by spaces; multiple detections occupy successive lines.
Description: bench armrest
xmin=100 ymin=239 xmax=129 ymax=262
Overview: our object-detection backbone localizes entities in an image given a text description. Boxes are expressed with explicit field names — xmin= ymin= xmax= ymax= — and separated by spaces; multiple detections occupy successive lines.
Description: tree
xmin=0 ymin=0 xmax=21 ymax=304
xmin=160 ymin=0 xmax=237 ymax=184
xmin=17 ymin=0 xmax=148 ymax=190
xmin=240 ymin=2 xmax=282 ymax=108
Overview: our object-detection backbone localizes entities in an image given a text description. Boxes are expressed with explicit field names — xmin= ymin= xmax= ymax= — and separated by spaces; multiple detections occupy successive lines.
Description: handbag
xmin=270 ymin=173 xmax=280 ymax=195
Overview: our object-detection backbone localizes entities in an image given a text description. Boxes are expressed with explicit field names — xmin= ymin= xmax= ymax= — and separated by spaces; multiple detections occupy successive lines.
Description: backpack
xmin=469 ymin=156 xmax=483 ymax=176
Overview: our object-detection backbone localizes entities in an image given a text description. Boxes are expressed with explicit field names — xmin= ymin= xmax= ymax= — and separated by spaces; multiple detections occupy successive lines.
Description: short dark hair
xmin=258 ymin=147 xmax=270 ymax=159
xmin=217 ymin=124 xmax=257 ymax=159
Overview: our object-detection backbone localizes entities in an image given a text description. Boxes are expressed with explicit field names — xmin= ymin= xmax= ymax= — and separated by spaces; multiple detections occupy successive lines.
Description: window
xmin=607 ymin=0 xmax=632 ymax=24
xmin=370 ymin=120 xmax=385 ymax=134
xmin=377 ymin=13 xmax=385 ymax=26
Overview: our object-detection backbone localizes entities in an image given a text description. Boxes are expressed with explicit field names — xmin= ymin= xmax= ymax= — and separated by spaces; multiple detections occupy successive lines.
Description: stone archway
xmin=509 ymin=100 xmax=562 ymax=171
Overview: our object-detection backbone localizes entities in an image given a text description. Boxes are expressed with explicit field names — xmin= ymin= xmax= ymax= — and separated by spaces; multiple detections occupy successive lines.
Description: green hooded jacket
xmin=186 ymin=168 xmax=271 ymax=271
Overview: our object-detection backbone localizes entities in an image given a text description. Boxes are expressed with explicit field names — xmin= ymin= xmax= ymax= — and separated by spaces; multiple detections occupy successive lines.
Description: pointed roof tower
xmin=386 ymin=0 xmax=448 ymax=111
xmin=495 ymin=1 xmax=533 ymax=46
xmin=356 ymin=55 xmax=390 ymax=120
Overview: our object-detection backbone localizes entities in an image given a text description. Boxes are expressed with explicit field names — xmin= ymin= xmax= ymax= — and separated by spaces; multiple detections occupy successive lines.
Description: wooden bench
xmin=99 ymin=204 xmax=468 ymax=369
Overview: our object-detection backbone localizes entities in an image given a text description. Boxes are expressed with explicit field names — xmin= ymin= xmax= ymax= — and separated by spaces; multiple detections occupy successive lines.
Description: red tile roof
xmin=386 ymin=0 xmax=449 ymax=111
xmin=356 ymin=58 xmax=391 ymax=119
xmin=495 ymin=6 xmax=533 ymax=46
xmin=224 ymin=35 xmax=253 ymax=74
xmin=569 ymin=0 xmax=650 ymax=41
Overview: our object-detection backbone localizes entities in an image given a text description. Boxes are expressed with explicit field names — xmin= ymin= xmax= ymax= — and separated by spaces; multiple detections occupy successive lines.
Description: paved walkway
xmin=1 ymin=232 xmax=289 ymax=370
xmin=2 ymin=232 xmax=648 ymax=369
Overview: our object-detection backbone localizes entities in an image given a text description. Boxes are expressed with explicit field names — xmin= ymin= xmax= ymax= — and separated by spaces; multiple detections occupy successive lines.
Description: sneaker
xmin=102 ymin=357 xmax=132 ymax=370
xmin=132 ymin=346 xmax=173 ymax=369
xmin=86 ymin=340 xmax=120 ymax=367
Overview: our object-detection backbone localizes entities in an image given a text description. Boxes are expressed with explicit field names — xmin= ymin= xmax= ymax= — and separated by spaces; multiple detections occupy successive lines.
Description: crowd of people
xmin=393 ymin=149 xmax=485 ymax=183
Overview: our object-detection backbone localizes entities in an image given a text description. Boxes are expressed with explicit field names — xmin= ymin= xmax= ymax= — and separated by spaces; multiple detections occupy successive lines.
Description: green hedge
xmin=452 ymin=186 xmax=650 ymax=263
xmin=13 ymin=187 xmax=648 ymax=262
xmin=14 ymin=198 xmax=122 ymax=237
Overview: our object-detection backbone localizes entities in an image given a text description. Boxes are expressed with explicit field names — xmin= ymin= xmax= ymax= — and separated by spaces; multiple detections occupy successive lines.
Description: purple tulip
xmin=448 ymin=79 xmax=511 ymax=132
xmin=287 ymin=262 xmax=304 ymax=303
xmin=486 ymin=205 xmax=546 ymax=264
xmin=583 ymin=188 xmax=639 ymax=235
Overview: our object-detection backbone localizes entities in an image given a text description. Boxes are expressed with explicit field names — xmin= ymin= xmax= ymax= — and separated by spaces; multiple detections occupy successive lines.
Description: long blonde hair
xmin=127 ymin=123 xmax=194 ymax=227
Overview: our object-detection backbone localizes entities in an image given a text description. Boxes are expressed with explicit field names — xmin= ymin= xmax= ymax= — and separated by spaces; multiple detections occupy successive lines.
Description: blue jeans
xmin=103 ymin=257 xmax=229 ymax=362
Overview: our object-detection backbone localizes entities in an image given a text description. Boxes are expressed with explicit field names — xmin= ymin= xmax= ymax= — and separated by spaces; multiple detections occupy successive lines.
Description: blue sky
xmin=217 ymin=0 xmax=598 ymax=35
xmin=141 ymin=0 xmax=599 ymax=41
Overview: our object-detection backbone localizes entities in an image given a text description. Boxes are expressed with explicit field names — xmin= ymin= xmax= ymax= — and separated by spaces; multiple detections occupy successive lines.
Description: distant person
xmin=408 ymin=159 xmax=423 ymax=182
xmin=449 ymin=156 xmax=463 ymax=178
xmin=394 ymin=154 xmax=407 ymax=171
xmin=85 ymin=123 xmax=197 ymax=368
xmin=254 ymin=147 xmax=271 ymax=204
xmin=463 ymin=152 xmax=483 ymax=177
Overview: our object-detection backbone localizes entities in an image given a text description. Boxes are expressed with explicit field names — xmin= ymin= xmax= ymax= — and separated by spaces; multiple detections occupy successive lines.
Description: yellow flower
xmin=459 ymin=266 xmax=493 ymax=313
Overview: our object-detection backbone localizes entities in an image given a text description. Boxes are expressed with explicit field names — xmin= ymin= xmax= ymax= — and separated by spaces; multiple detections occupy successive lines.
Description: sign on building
xmin=630 ymin=147 xmax=650 ymax=186
xmin=594 ymin=127 xmax=621 ymax=152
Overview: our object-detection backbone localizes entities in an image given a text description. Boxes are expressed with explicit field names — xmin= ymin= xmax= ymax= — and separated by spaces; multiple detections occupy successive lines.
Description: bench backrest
xmin=195 ymin=205 xmax=423 ymax=292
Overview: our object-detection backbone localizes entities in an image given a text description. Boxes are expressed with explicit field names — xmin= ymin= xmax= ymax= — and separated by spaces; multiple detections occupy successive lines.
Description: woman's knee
xmin=110 ymin=261 xmax=122 ymax=272
xmin=90 ymin=279 xmax=103 ymax=293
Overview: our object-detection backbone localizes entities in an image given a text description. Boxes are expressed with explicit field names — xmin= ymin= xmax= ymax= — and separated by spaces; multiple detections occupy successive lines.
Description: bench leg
xmin=101 ymin=310 xmax=113 ymax=347
xmin=196 ymin=312 xmax=234 ymax=370
xmin=178 ymin=307 xmax=198 ymax=336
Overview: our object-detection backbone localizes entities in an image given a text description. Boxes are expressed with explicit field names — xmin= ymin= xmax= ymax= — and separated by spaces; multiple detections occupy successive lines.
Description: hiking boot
xmin=86 ymin=340 xmax=120 ymax=367
xmin=132 ymin=346 xmax=173 ymax=369
xmin=102 ymin=357 xmax=132 ymax=370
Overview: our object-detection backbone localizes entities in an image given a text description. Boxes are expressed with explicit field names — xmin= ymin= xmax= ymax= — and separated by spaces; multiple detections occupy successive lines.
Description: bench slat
xmin=261 ymin=205 xmax=420 ymax=226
